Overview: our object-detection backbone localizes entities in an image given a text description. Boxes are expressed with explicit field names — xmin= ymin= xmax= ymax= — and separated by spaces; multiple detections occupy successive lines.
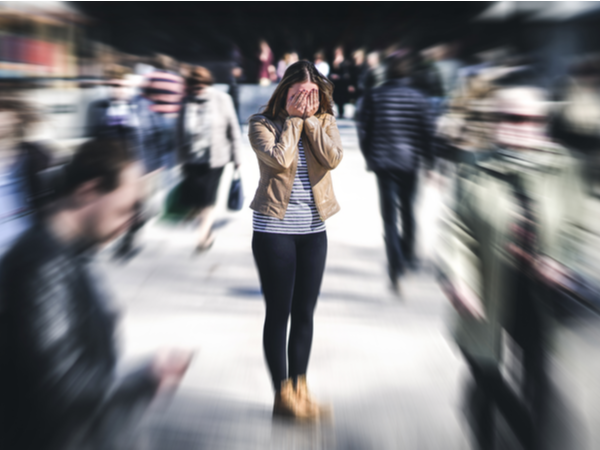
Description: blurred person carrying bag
xmin=173 ymin=66 xmax=243 ymax=249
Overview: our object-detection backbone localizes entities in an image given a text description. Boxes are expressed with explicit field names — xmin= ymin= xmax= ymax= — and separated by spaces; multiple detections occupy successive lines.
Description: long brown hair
xmin=262 ymin=60 xmax=334 ymax=118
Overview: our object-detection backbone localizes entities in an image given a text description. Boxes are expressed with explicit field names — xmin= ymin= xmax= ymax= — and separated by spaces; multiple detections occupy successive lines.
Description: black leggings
xmin=252 ymin=231 xmax=327 ymax=391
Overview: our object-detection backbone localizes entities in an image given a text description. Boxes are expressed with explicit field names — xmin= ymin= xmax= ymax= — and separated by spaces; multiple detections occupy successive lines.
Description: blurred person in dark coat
xmin=350 ymin=48 xmax=366 ymax=102
xmin=330 ymin=46 xmax=353 ymax=118
xmin=228 ymin=44 xmax=245 ymax=122
xmin=357 ymin=54 xmax=433 ymax=294
xmin=177 ymin=66 xmax=242 ymax=251
xmin=438 ymin=86 xmax=588 ymax=449
xmin=0 ymin=97 xmax=51 ymax=258
xmin=362 ymin=51 xmax=386 ymax=92
xmin=0 ymin=138 xmax=192 ymax=450
xmin=354 ymin=50 xmax=385 ymax=120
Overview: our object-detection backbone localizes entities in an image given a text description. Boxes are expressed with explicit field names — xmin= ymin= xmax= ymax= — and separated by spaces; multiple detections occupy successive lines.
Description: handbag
xmin=227 ymin=168 xmax=244 ymax=211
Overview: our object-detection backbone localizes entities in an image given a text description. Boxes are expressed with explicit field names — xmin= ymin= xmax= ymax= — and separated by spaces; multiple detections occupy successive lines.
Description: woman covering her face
xmin=248 ymin=60 xmax=343 ymax=420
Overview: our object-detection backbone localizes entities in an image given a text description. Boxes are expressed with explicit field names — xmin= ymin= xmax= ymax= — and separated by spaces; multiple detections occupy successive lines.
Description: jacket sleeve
xmin=437 ymin=165 xmax=484 ymax=305
xmin=16 ymin=259 xmax=159 ymax=422
xmin=356 ymin=90 xmax=372 ymax=157
xmin=225 ymin=94 xmax=243 ymax=166
xmin=248 ymin=115 xmax=303 ymax=170
xmin=552 ymin=155 xmax=599 ymax=306
xmin=302 ymin=115 xmax=344 ymax=170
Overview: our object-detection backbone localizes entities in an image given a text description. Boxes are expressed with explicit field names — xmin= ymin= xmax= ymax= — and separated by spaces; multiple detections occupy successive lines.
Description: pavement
xmin=98 ymin=119 xmax=599 ymax=450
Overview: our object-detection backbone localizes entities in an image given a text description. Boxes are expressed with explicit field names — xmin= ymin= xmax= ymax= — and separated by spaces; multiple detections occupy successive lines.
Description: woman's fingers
xmin=289 ymin=90 xmax=320 ymax=117
xmin=304 ymin=90 xmax=318 ymax=116
xmin=287 ymin=92 xmax=297 ymax=107
xmin=303 ymin=92 xmax=310 ymax=118
xmin=297 ymin=90 xmax=308 ymax=107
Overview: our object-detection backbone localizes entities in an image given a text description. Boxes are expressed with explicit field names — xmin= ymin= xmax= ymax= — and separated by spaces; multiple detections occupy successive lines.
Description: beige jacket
xmin=177 ymin=87 xmax=242 ymax=168
xmin=248 ymin=111 xmax=343 ymax=220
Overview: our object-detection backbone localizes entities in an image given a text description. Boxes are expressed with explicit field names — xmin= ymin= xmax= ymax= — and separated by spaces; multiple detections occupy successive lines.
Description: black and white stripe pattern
xmin=253 ymin=139 xmax=326 ymax=235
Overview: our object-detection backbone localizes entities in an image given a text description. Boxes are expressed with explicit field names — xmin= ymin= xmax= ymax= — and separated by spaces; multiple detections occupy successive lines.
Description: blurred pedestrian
xmin=352 ymin=49 xmax=377 ymax=119
xmin=86 ymin=65 xmax=137 ymax=143
xmin=248 ymin=60 xmax=343 ymax=420
xmin=430 ymin=43 xmax=463 ymax=102
xmin=87 ymin=65 xmax=152 ymax=260
xmin=314 ymin=51 xmax=329 ymax=77
xmin=0 ymin=138 xmax=192 ymax=450
xmin=438 ymin=86 xmax=587 ymax=450
xmin=143 ymin=54 xmax=185 ymax=172
xmin=357 ymin=54 xmax=434 ymax=294
xmin=0 ymin=97 xmax=51 ymax=258
xmin=350 ymin=48 xmax=366 ymax=101
xmin=277 ymin=52 xmax=299 ymax=81
xmin=228 ymin=44 xmax=245 ymax=122
xmin=258 ymin=39 xmax=276 ymax=86
xmin=108 ymin=56 xmax=185 ymax=260
xmin=330 ymin=45 xmax=352 ymax=118
xmin=363 ymin=51 xmax=386 ymax=91
xmin=412 ymin=52 xmax=444 ymax=102
xmin=177 ymin=66 xmax=242 ymax=251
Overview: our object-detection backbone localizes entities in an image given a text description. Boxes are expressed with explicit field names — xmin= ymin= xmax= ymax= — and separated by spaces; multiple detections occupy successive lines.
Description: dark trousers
xmin=464 ymin=276 xmax=548 ymax=450
xmin=252 ymin=231 xmax=327 ymax=391
xmin=464 ymin=354 xmax=535 ymax=450
xmin=375 ymin=169 xmax=417 ymax=278
xmin=115 ymin=201 xmax=146 ymax=257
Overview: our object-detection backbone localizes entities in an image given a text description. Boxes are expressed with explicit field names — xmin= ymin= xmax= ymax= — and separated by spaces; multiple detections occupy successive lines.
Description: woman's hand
xmin=286 ymin=90 xmax=308 ymax=118
xmin=303 ymin=89 xmax=320 ymax=119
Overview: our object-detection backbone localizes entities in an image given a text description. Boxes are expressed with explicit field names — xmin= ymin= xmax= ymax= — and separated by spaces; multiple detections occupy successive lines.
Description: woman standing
xmin=177 ymin=66 xmax=242 ymax=250
xmin=248 ymin=61 xmax=343 ymax=420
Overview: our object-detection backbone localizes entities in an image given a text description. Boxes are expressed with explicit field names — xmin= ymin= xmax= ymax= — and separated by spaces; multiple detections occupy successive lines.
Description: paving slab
xmin=99 ymin=119 xmax=599 ymax=450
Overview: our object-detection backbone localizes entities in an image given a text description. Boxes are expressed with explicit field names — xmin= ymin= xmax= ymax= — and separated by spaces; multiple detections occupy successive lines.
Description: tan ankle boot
xmin=295 ymin=375 xmax=332 ymax=419
xmin=273 ymin=379 xmax=319 ymax=421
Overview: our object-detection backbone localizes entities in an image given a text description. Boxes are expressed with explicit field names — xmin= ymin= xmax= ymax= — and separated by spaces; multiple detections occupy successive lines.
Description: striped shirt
xmin=144 ymin=70 xmax=184 ymax=114
xmin=253 ymin=139 xmax=326 ymax=235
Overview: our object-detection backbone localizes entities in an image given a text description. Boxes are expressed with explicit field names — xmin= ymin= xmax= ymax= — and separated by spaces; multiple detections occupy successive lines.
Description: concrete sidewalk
xmin=98 ymin=119 xmax=469 ymax=449
xmin=98 ymin=119 xmax=595 ymax=450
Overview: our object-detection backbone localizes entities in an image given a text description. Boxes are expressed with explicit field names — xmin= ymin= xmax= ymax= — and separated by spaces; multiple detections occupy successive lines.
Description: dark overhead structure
xmin=73 ymin=2 xmax=489 ymax=62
